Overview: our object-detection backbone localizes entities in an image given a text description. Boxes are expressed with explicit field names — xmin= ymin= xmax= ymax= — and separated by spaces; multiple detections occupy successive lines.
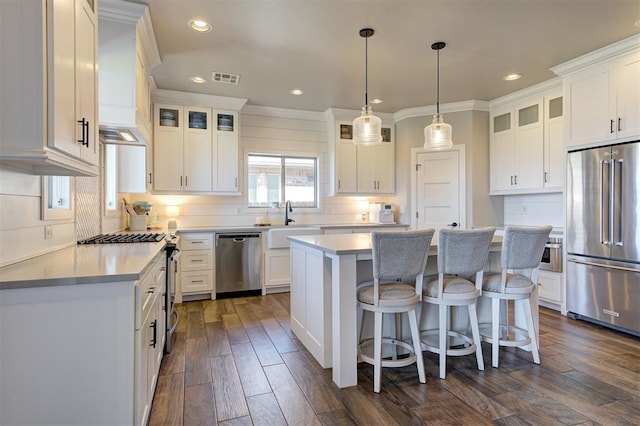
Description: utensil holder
xmin=130 ymin=215 xmax=147 ymax=231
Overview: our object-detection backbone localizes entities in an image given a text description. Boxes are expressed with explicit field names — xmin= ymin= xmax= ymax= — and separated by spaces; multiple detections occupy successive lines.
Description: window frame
xmin=246 ymin=150 xmax=321 ymax=211
xmin=41 ymin=176 xmax=75 ymax=221
xmin=103 ymin=143 xmax=119 ymax=217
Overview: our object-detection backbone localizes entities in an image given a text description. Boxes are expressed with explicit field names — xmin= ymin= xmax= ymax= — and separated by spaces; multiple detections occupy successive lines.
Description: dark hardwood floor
xmin=149 ymin=294 xmax=640 ymax=425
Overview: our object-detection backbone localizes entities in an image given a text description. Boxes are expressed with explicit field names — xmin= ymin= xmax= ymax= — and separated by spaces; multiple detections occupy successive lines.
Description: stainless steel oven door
xmin=540 ymin=238 xmax=562 ymax=272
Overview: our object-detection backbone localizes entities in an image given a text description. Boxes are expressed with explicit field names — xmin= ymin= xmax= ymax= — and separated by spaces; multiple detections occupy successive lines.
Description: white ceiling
xmin=140 ymin=0 xmax=639 ymax=113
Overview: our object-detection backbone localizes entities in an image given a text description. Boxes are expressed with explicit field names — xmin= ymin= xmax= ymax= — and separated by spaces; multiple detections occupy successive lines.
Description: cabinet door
xmin=616 ymin=53 xmax=640 ymax=139
xmin=335 ymin=140 xmax=357 ymax=193
xmin=356 ymin=145 xmax=377 ymax=192
xmin=537 ymin=270 xmax=562 ymax=304
xmin=489 ymin=110 xmax=514 ymax=192
xmin=50 ymin=0 xmax=80 ymax=159
xmin=544 ymin=94 xmax=564 ymax=189
xmin=75 ymin=0 xmax=98 ymax=165
xmin=215 ymin=132 xmax=239 ymax=192
xmin=514 ymin=99 xmax=544 ymax=190
xmin=184 ymin=107 xmax=213 ymax=192
xmin=154 ymin=105 xmax=183 ymax=191
xmin=375 ymin=140 xmax=395 ymax=193
xmin=565 ymin=66 xmax=615 ymax=147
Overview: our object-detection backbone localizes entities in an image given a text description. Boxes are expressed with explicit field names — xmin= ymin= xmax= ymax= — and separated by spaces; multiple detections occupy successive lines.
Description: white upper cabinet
xmin=0 ymin=0 xmax=99 ymax=176
xmin=552 ymin=34 xmax=640 ymax=149
xmin=327 ymin=113 xmax=395 ymax=195
xmin=151 ymin=91 xmax=247 ymax=194
xmin=490 ymin=80 xmax=562 ymax=195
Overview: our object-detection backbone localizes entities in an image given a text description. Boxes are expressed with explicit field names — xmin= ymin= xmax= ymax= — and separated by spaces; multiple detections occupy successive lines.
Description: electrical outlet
xmin=44 ymin=226 xmax=54 ymax=240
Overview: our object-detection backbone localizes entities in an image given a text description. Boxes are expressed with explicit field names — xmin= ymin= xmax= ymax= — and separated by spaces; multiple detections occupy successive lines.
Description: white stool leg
xmin=357 ymin=307 xmax=364 ymax=344
xmin=438 ymin=304 xmax=447 ymax=379
xmin=522 ymin=297 xmax=540 ymax=364
xmin=374 ymin=311 xmax=383 ymax=393
xmin=408 ymin=308 xmax=425 ymax=383
xmin=468 ymin=302 xmax=484 ymax=371
xmin=492 ymin=297 xmax=500 ymax=368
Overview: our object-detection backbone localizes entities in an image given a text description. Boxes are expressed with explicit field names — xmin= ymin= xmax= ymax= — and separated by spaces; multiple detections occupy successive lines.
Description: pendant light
xmin=353 ymin=28 xmax=382 ymax=146
xmin=424 ymin=41 xmax=453 ymax=149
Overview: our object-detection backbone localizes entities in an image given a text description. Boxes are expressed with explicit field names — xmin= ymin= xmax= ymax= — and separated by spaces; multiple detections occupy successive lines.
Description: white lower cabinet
xmin=178 ymin=232 xmax=215 ymax=299
xmin=537 ymin=269 xmax=562 ymax=310
xmin=0 ymin=251 xmax=166 ymax=425
xmin=264 ymin=248 xmax=292 ymax=294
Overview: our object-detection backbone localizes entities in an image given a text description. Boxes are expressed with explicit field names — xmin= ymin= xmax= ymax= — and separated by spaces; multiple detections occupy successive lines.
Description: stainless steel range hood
xmin=98 ymin=0 xmax=160 ymax=146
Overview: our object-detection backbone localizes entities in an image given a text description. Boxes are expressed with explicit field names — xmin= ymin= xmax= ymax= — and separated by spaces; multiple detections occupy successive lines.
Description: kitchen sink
xmin=266 ymin=226 xmax=321 ymax=249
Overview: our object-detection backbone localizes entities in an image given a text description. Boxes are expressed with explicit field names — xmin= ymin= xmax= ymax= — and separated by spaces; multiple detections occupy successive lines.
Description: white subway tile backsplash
xmin=503 ymin=193 xmax=563 ymax=228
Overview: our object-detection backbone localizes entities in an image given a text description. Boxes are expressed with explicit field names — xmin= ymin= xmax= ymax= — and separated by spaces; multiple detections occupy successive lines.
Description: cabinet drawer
xmin=181 ymin=270 xmax=214 ymax=293
xmin=181 ymin=233 xmax=214 ymax=250
xmin=180 ymin=250 xmax=213 ymax=271
xmin=538 ymin=270 xmax=562 ymax=303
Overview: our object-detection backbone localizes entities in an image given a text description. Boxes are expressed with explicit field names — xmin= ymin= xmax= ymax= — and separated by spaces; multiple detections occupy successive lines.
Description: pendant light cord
xmin=436 ymin=47 xmax=440 ymax=114
xmin=365 ymin=34 xmax=369 ymax=106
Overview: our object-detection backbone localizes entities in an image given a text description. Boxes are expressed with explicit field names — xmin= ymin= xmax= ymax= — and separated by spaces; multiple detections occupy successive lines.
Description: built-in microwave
xmin=540 ymin=237 xmax=562 ymax=272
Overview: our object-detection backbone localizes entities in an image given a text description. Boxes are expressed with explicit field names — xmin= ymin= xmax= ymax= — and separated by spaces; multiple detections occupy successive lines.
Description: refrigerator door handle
xmin=568 ymin=258 xmax=638 ymax=273
xmin=600 ymin=160 xmax=611 ymax=246
xmin=613 ymin=158 xmax=624 ymax=247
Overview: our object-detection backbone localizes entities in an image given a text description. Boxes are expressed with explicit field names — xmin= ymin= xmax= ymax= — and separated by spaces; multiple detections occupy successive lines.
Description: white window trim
xmin=41 ymin=176 xmax=75 ymax=221
xmin=103 ymin=143 xmax=119 ymax=217
xmin=244 ymin=148 xmax=323 ymax=213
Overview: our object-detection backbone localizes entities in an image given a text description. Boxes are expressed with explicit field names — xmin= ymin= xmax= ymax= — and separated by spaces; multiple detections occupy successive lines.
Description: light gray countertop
xmin=176 ymin=223 xmax=408 ymax=233
xmin=0 ymin=240 xmax=167 ymax=290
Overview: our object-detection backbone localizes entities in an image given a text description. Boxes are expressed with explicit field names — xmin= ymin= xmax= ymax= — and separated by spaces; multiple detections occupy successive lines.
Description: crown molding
xmin=137 ymin=8 xmax=161 ymax=69
xmin=551 ymin=33 xmax=640 ymax=76
xmin=98 ymin=0 xmax=145 ymax=24
xmin=489 ymin=77 xmax=561 ymax=109
xmin=152 ymin=89 xmax=248 ymax=111
xmin=394 ymin=100 xmax=489 ymax=122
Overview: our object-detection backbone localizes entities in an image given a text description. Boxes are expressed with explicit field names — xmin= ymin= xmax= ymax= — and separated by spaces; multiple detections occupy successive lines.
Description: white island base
xmin=289 ymin=233 xmax=538 ymax=388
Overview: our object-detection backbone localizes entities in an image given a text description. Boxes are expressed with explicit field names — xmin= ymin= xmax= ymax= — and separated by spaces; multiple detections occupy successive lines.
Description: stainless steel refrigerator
xmin=566 ymin=140 xmax=639 ymax=336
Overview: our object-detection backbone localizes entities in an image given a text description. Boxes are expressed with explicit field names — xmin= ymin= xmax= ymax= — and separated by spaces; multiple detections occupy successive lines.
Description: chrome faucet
xmin=284 ymin=200 xmax=295 ymax=226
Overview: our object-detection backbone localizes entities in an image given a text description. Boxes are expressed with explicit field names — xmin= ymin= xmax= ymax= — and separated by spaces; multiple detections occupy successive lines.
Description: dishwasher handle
xmin=216 ymin=233 xmax=262 ymax=245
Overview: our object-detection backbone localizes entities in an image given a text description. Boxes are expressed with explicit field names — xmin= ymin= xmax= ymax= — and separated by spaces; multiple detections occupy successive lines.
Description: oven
xmin=540 ymin=237 xmax=562 ymax=272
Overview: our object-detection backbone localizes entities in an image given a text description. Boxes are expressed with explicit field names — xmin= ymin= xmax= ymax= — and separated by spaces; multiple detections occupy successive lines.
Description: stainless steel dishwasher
xmin=215 ymin=232 xmax=262 ymax=296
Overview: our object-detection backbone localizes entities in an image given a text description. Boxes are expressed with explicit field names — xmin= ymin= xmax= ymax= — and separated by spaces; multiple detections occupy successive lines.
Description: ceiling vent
xmin=212 ymin=71 xmax=240 ymax=85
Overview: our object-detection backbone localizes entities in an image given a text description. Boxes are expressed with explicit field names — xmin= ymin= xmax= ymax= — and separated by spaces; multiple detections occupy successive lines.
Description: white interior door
xmin=412 ymin=146 xmax=465 ymax=232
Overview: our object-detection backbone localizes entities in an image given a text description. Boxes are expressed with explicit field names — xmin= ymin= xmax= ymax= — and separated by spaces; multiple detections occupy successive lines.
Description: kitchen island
xmin=288 ymin=232 xmax=539 ymax=388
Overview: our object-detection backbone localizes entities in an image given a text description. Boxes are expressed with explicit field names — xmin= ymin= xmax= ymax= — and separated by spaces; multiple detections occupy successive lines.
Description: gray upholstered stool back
xmin=371 ymin=229 xmax=435 ymax=283
xmin=437 ymin=228 xmax=496 ymax=277
xmin=501 ymin=226 xmax=552 ymax=270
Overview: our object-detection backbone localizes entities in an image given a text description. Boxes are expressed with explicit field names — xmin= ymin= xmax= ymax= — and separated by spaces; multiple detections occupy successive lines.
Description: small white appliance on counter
xmin=369 ymin=203 xmax=396 ymax=224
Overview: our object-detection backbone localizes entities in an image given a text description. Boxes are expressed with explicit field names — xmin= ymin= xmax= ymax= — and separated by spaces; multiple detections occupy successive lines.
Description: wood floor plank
xmin=281 ymin=351 xmax=345 ymax=414
xmin=494 ymin=391 xmax=584 ymax=426
xmin=187 ymin=309 xmax=206 ymax=339
xmin=260 ymin=317 xmax=299 ymax=353
xmin=176 ymin=303 xmax=188 ymax=333
xmin=185 ymin=337 xmax=212 ymax=386
xmin=203 ymin=300 xmax=227 ymax=323
xmin=206 ymin=321 xmax=232 ymax=357
xmin=438 ymin=371 xmax=514 ymax=420
xmin=160 ymin=331 xmax=186 ymax=376
xmin=218 ymin=416 xmax=252 ymax=426
xmin=183 ymin=382 xmax=217 ymax=426
xmin=230 ymin=343 xmax=272 ymax=397
xmin=210 ymin=355 xmax=250 ymax=421
xmin=246 ymin=393 xmax=287 ymax=426
xmin=222 ymin=313 xmax=250 ymax=345
xmin=246 ymin=326 xmax=283 ymax=366
xmin=149 ymin=373 xmax=184 ymax=426
xmin=222 ymin=299 xmax=238 ymax=314
xmin=235 ymin=302 xmax=262 ymax=329
xmin=316 ymin=409 xmax=357 ymax=425
xmin=264 ymin=363 xmax=322 ymax=426
xmin=562 ymin=370 xmax=640 ymax=404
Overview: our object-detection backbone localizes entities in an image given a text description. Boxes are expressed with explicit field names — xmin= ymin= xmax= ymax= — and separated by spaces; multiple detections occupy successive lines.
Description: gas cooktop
xmin=78 ymin=233 xmax=166 ymax=245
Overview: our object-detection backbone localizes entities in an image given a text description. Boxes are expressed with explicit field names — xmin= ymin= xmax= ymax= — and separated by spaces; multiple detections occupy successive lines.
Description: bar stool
xmin=420 ymin=227 xmax=496 ymax=379
xmin=480 ymin=225 xmax=552 ymax=368
xmin=357 ymin=229 xmax=435 ymax=393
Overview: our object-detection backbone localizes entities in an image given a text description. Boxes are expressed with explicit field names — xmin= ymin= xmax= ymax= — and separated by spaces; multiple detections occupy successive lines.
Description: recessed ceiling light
xmin=189 ymin=19 xmax=211 ymax=32
xmin=190 ymin=76 xmax=206 ymax=84
xmin=371 ymin=98 xmax=383 ymax=104
xmin=289 ymin=89 xmax=304 ymax=96
xmin=503 ymin=73 xmax=523 ymax=81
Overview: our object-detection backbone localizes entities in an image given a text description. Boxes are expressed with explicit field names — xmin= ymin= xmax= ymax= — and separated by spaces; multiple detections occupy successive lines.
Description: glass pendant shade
xmin=424 ymin=113 xmax=453 ymax=149
xmin=353 ymin=105 xmax=383 ymax=145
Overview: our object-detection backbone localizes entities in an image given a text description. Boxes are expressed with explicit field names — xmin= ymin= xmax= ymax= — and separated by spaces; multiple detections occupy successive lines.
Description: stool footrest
xmin=478 ymin=324 xmax=532 ymax=347
xmin=419 ymin=329 xmax=477 ymax=356
xmin=358 ymin=338 xmax=419 ymax=368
